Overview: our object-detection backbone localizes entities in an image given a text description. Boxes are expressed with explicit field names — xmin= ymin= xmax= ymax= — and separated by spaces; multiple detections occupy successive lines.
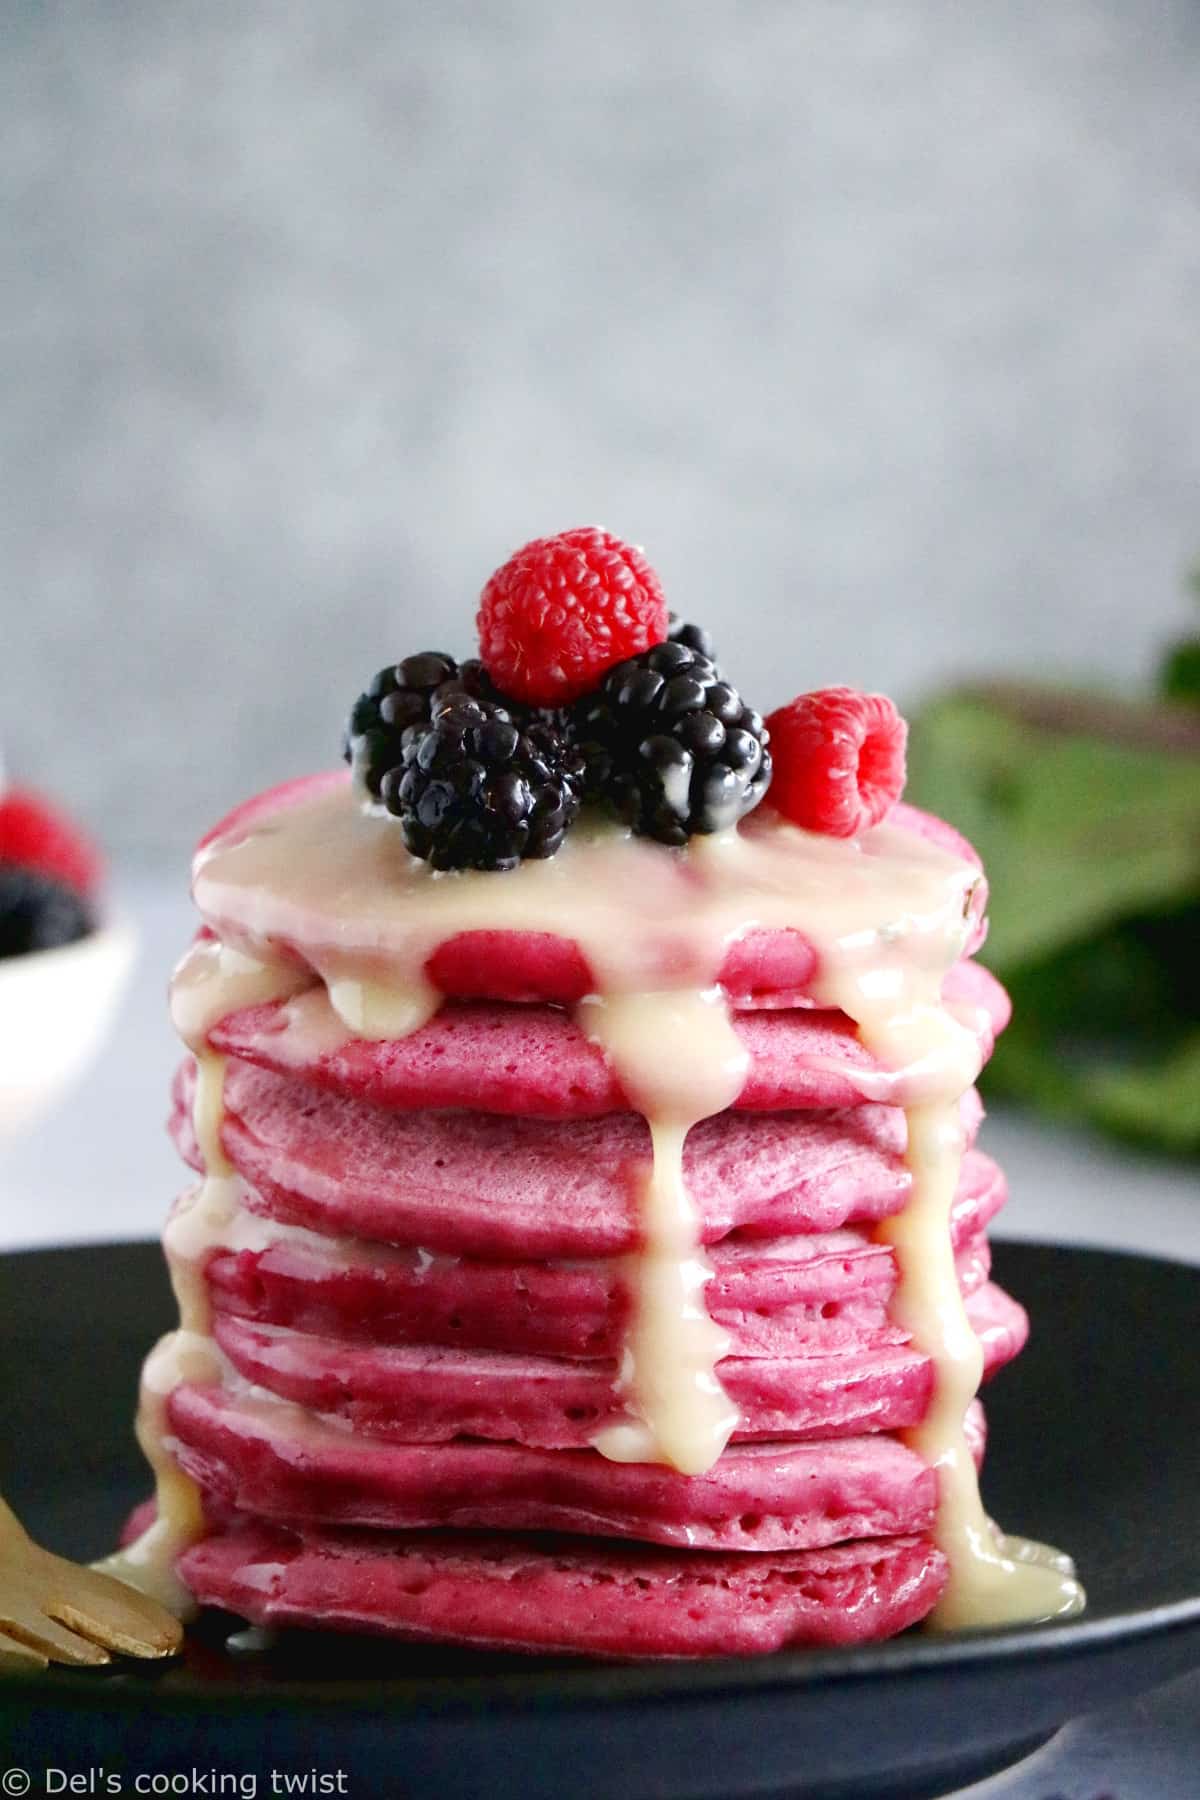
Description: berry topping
xmin=477 ymin=527 xmax=669 ymax=707
xmin=765 ymin=687 xmax=907 ymax=837
xmin=344 ymin=653 xmax=506 ymax=802
xmin=668 ymin=612 xmax=717 ymax=663
xmin=387 ymin=697 xmax=584 ymax=873
xmin=0 ymin=787 xmax=102 ymax=897
xmin=0 ymin=866 xmax=94 ymax=959
xmin=573 ymin=641 xmax=772 ymax=845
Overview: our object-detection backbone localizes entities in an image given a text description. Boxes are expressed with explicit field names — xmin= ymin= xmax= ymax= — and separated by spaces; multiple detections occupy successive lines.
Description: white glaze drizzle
xmin=96 ymin=940 xmax=314 ymax=1611
xmin=115 ymin=781 xmax=1083 ymax=1627
xmin=578 ymin=989 xmax=747 ymax=1473
xmin=879 ymin=1098 xmax=1082 ymax=1626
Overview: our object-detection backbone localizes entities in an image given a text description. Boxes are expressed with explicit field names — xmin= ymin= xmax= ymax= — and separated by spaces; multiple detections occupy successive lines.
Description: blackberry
xmin=0 ymin=866 xmax=94 ymax=959
xmin=344 ymin=652 xmax=506 ymax=801
xmin=389 ymin=696 xmax=584 ymax=872
xmin=668 ymin=612 xmax=718 ymax=663
xmin=573 ymin=641 xmax=771 ymax=845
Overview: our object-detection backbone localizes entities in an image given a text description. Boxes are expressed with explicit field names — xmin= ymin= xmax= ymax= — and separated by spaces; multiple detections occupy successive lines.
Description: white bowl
xmin=0 ymin=919 xmax=136 ymax=1139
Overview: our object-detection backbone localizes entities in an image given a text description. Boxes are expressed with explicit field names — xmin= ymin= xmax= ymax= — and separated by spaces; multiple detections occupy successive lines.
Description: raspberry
xmin=477 ymin=527 xmax=669 ymax=706
xmin=0 ymin=786 xmax=103 ymax=896
xmin=765 ymin=687 xmax=907 ymax=837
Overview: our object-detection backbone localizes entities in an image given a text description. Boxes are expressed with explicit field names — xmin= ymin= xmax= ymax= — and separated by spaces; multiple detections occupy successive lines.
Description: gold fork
xmin=0 ymin=1491 xmax=183 ymax=1671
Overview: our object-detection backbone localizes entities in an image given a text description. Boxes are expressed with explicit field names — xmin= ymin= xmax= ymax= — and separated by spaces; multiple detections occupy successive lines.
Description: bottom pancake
xmin=177 ymin=1521 xmax=947 ymax=1658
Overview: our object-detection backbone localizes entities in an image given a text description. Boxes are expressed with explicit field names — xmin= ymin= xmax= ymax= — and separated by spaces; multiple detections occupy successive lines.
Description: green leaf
xmin=985 ymin=1020 xmax=1200 ymax=1154
xmin=906 ymin=684 xmax=1200 ymax=1156
xmin=1161 ymin=638 xmax=1200 ymax=706
xmin=906 ymin=688 xmax=1200 ymax=970
xmin=1159 ymin=565 xmax=1200 ymax=705
xmin=1090 ymin=1035 xmax=1200 ymax=1151
xmin=979 ymin=917 xmax=1200 ymax=1153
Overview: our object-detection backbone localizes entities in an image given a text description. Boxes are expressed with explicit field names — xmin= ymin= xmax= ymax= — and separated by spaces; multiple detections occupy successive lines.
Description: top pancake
xmin=191 ymin=774 xmax=992 ymax=1012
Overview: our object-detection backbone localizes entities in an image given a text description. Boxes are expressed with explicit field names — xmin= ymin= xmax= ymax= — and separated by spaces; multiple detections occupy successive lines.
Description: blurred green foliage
xmin=906 ymin=580 xmax=1200 ymax=1154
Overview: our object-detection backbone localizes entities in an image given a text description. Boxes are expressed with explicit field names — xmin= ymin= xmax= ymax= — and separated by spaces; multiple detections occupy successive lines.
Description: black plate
xmin=1 ymin=1240 xmax=1197 ymax=1800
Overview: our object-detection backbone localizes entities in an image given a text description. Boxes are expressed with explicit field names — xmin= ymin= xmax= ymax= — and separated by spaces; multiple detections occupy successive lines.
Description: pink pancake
xmin=172 ymin=1059 xmax=987 ymax=1258
xmin=205 ymin=1173 xmax=1000 ymax=1360
xmin=207 ymin=961 xmax=1009 ymax=1120
xmin=154 ymin=777 xmax=1018 ymax=1657
xmin=211 ymin=1279 xmax=1024 ymax=1449
xmin=167 ymin=1385 xmax=985 ymax=1553
xmin=194 ymin=776 xmax=990 ymax=1010
xmin=177 ymin=1522 xmax=947 ymax=1657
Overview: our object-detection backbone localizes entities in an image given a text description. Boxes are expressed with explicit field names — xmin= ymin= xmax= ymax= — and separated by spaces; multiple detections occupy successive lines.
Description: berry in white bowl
xmin=0 ymin=785 xmax=134 ymax=1139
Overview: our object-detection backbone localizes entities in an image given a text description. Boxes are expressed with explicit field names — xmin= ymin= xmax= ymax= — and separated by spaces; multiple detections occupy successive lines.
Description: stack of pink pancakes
xmin=127 ymin=786 xmax=1025 ymax=1659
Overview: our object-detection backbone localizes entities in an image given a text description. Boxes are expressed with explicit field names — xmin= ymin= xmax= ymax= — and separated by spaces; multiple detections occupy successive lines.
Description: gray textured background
xmin=2 ymin=0 xmax=1198 ymax=862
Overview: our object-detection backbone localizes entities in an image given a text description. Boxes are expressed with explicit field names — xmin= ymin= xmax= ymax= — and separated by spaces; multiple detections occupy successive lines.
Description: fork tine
xmin=0 ymin=1628 xmax=48 ymax=1673
xmin=48 ymin=1577 xmax=183 ymax=1660
xmin=0 ymin=1491 xmax=182 ymax=1669
xmin=0 ymin=1607 xmax=112 ymax=1667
